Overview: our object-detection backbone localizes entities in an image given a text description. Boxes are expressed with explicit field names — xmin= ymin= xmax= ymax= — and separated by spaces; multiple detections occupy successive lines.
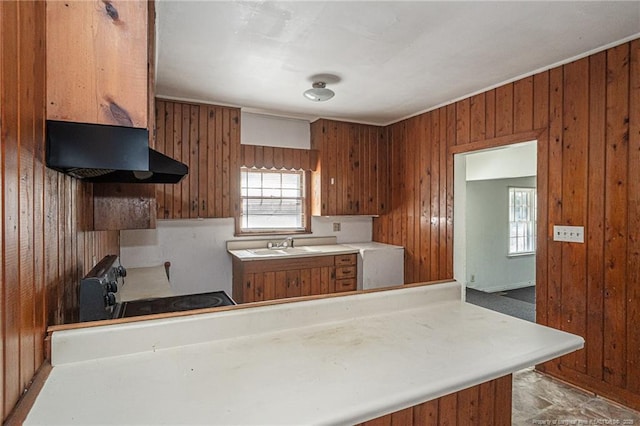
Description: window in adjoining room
xmin=508 ymin=187 xmax=536 ymax=255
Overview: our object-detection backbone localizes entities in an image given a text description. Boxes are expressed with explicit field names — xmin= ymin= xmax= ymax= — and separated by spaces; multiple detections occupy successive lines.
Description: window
xmin=508 ymin=187 xmax=536 ymax=255
xmin=239 ymin=167 xmax=308 ymax=232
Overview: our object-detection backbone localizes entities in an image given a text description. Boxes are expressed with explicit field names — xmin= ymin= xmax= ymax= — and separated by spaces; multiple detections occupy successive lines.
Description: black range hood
xmin=46 ymin=120 xmax=188 ymax=184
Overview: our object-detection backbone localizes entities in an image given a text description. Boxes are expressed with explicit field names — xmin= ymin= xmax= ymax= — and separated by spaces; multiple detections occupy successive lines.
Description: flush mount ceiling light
xmin=303 ymin=81 xmax=335 ymax=102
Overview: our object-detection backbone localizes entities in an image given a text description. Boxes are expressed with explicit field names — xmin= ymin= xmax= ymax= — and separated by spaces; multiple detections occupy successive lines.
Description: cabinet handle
xmin=202 ymin=200 xmax=206 ymax=211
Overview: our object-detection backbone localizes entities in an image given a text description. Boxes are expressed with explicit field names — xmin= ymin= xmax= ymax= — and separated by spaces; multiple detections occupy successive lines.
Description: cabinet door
xmin=155 ymin=100 xmax=241 ymax=219
xmin=242 ymin=273 xmax=256 ymax=303
xmin=275 ymin=271 xmax=288 ymax=300
xmin=323 ymin=266 xmax=336 ymax=294
xmin=286 ymin=270 xmax=301 ymax=298
xmin=262 ymin=272 xmax=276 ymax=301
xmin=311 ymin=119 xmax=388 ymax=216
xmin=299 ymin=269 xmax=312 ymax=296
xmin=46 ymin=0 xmax=149 ymax=127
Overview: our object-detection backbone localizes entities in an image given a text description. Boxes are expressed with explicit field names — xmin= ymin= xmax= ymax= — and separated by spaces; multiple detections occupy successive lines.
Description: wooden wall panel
xmin=357 ymin=375 xmax=512 ymax=426
xmin=373 ymin=38 xmax=640 ymax=410
xmin=1 ymin=3 xmax=119 ymax=420
xmin=586 ymin=51 xmax=606 ymax=382
xmin=469 ymin=93 xmax=486 ymax=142
xmin=627 ymin=39 xmax=640 ymax=395
xmin=155 ymin=99 xmax=240 ymax=219
xmin=533 ymin=72 xmax=550 ymax=328
xmin=602 ymin=43 xmax=629 ymax=390
xmin=560 ymin=58 xmax=589 ymax=373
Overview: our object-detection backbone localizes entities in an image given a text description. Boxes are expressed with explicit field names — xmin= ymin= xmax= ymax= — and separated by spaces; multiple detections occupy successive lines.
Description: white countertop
xmin=25 ymin=281 xmax=583 ymax=425
xmin=228 ymin=243 xmax=359 ymax=261
xmin=119 ymin=265 xmax=174 ymax=302
xmin=343 ymin=241 xmax=404 ymax=251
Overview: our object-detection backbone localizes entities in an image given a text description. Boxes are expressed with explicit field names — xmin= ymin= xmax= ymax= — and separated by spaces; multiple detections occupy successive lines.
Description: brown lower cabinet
xmin=357 ymin=374 xmax=512 ymax=426
xmin=232 ymin=254 xmax=358 ymax=303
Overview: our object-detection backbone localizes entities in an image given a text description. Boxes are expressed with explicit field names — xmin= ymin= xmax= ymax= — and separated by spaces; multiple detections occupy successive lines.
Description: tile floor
xmin=513 ymin=368 xmax=640 ymax=425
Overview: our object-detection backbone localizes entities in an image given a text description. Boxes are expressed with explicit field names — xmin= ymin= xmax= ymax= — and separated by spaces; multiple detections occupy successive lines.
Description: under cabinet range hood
xmin=45 ymin=120 xmax=188 ymax=183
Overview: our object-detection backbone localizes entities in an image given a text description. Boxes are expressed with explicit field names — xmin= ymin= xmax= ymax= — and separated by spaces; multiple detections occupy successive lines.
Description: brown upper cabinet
xmin=46 ymin=0 xmax=151 ymax=129
xmin=310 ymin=119 xmax=388 ymax=216
xmin=47 ymin=0 xmax=157 ymax=231
xmin=155 ymin=99 xmax=241 ymax=220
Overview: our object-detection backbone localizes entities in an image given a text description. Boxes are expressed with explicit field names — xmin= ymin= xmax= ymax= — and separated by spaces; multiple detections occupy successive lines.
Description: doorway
xmin=454 ymin=140 xmax=537 ymax=322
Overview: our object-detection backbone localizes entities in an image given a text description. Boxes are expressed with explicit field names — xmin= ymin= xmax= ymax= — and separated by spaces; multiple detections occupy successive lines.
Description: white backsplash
xmin=120 ymin=216 xmax=373 ymax=297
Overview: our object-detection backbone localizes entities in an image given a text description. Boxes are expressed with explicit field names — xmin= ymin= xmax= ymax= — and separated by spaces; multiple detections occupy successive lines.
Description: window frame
xmin=507 ymin=186 xmax=537 ymax=257
xmin=235 ymin=167 xmax=311 ymax=236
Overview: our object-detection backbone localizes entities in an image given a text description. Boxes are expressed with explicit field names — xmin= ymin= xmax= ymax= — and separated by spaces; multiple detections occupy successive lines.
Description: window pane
xmin=240 ymin=167 xmax=305 ymax=230
xmin=281 ymin=173 xmax=300 ymax=189
xmin=508 ymin=187 xmax=536 ymax=255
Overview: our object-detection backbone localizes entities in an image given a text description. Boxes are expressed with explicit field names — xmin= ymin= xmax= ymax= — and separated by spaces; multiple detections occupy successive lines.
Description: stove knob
xmin=106 ymin=281 xmax=118 ymax=293
xmin=105 ymin=292 xmax=116 ymax=307
xmin=116 ymin=265 xmax=127 ymax=277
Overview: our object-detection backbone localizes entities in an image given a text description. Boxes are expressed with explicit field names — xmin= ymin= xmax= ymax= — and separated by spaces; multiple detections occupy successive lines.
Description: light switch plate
xmin=553 ymin=225 xmax=585 ymax=243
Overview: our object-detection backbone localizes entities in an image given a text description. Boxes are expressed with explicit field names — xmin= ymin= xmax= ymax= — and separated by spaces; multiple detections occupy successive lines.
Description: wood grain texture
xmin=560 ymin=58 xmax=589 ymax=373
xmin=603 ymin=43 xmax=629 ymax=389
xmin=586 ymin=51 xmax=606 ymax=381
xmin=627 ymin=39 xmax=640 ymax=394
xmin=533 ymin=71 xmax=550 ymax=328
xmin=357 ymin=375 xmax=512 ymax=426
xmin=46 ymin=0 xmax=148 ymax=127
xmin=93 ymin=183 xmax=156 ymax=230
xmin=155 ymin=99 xmax=240 ymax=219
xmin=232 ymin=254 xmax=356 ymax=303
xmin=373 ymin=39 xmax=640 ymax=411
xmin=1 ymin=3 xmax=120 ymax=420
xmin=310 ymin=119 xmax=387 ymax=216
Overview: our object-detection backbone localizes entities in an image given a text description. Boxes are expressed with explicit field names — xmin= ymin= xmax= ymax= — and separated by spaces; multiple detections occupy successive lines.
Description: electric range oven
xmin=79 ymin=255 xmax=235 ymax=322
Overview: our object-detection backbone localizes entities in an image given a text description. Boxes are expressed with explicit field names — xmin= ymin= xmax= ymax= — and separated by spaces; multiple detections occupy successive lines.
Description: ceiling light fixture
xmin=303 ymin=81 xmax=335 ymax=102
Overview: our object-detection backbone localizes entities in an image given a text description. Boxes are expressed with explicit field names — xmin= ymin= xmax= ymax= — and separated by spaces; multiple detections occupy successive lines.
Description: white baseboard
xmin=466 ymin=280 xmax=534 ymax=293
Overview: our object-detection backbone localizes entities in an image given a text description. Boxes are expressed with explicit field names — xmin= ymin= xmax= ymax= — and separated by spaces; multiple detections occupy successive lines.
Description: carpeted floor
xmin=501 ymin=285 xmax=536 ymax=304
xmin=466 ymin=286 xmax=535 ymax=322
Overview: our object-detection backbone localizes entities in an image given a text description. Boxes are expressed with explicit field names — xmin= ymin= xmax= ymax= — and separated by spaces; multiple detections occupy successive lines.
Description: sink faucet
xmin=268 ymin=236 xmax=293 ymax=249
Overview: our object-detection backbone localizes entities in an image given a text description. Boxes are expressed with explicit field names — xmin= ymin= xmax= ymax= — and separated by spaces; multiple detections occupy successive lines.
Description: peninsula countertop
xmin=25 ymin=281 xmax=583 ymax=425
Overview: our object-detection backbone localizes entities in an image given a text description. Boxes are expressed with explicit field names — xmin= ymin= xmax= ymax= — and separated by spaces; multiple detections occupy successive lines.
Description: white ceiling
xmin=156 ymin=1 xmax=640 ymax=126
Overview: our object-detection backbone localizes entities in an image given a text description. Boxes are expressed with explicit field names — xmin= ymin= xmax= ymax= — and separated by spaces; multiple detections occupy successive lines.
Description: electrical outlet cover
xmin=553 ymin=225 xmax=584 ymax=243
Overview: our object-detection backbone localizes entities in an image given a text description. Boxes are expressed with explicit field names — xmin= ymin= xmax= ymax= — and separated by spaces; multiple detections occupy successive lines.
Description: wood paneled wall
xmin=155 ymin=99 xmax=240 ymax=219
xmin=373 ymin=39 xmax=640 ymax=410
xmin=1 ymin=2 xmax=119 ymax=421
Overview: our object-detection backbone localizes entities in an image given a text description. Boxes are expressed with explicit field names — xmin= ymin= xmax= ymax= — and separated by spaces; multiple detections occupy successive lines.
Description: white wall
xmin=120 ymin=216 xmax=373 ymax=297
xmin=466 ymin=141 xmax=536 ymax=181
xmin=241 ymin=112 xmax=310 ymax=149
xmin=465 ymin=176 xmax=536 ymax=292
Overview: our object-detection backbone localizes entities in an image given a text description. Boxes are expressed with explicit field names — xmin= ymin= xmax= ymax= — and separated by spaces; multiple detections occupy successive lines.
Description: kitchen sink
xmin=247 ymin=248 xmax=287 ymax=256
xmin=247 ymin=246 xmax=321 ymax=256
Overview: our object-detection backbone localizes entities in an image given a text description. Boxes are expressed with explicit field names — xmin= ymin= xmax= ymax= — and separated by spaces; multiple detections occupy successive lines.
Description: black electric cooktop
xmin=117 ymin=291 xmax=236 ymax=318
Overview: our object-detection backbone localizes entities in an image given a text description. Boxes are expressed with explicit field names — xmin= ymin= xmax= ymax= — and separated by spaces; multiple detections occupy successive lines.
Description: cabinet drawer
xmin=335 ymin=266 xmax=356 ymax=279
xmin=335 ymin=254 xmax=357 ymax=266
xmin=335 ymin=278 xmax=357 ymax=292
